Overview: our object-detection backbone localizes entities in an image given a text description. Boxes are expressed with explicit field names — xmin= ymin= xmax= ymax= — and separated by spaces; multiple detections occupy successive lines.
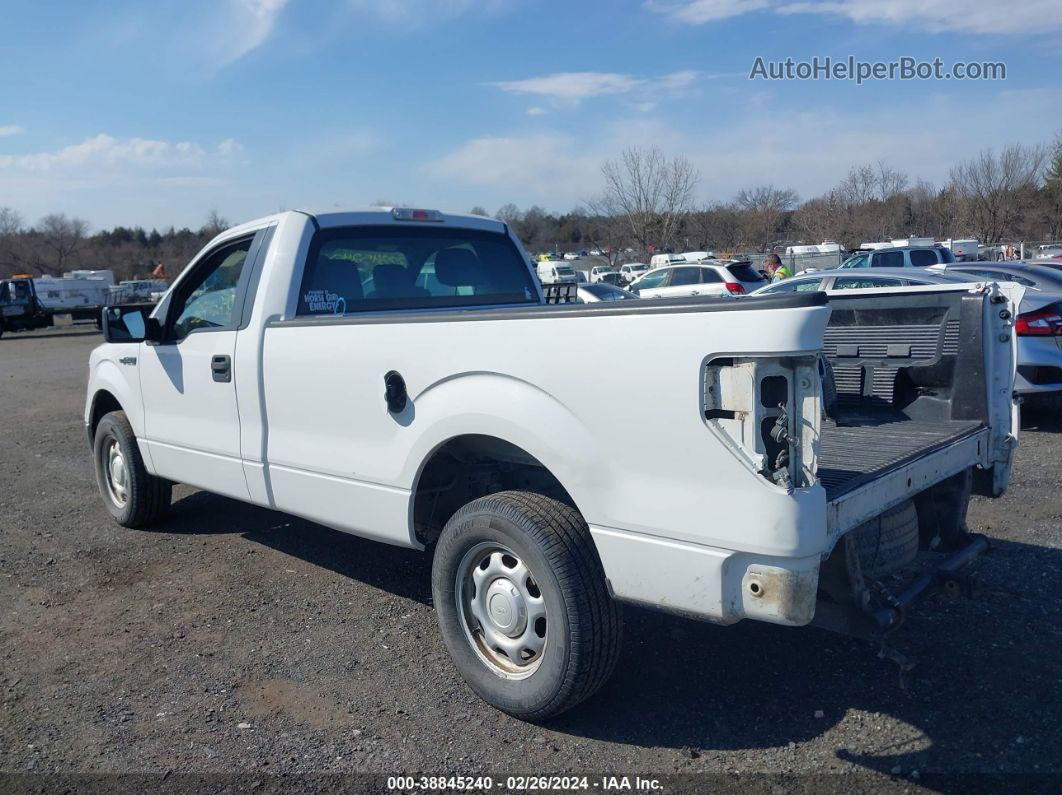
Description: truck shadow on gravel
xmin=153 ymin=484 xmax=1061 ymax=776
xmin=154 ymin=490 xmax=433 ymax=604
xmin=553 ymin=538 xmax=1062 ymax=776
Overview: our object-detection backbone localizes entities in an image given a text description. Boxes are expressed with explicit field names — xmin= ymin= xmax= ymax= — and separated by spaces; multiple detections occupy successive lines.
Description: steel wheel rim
xmin=103 ymin=437 xmax=129 ymax=507
xmin=455 ymin=542 xmax=548 ymax=679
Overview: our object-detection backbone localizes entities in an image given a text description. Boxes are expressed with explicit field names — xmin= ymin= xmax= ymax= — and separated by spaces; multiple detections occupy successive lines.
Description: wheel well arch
xmin=88 ymin=389 xmax=123 ymax=439
xmin=411 ymin=434 xmax=577 ymax=547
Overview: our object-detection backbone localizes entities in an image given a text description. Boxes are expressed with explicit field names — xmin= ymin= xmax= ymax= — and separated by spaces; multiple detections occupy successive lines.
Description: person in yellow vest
xmin=764 ymin=253 xmax=791 ymax=282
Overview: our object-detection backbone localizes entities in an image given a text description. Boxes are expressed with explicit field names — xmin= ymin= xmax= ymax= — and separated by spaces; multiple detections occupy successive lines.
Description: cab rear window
xmin=297 ymin=226 xmax=538 ymax=315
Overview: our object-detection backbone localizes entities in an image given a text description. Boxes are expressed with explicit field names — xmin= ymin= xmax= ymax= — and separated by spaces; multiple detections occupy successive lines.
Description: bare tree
xmin=685 ymin=202 xmax=744 ymax=253
xmin=1043 ymin=130 xmax=1062 ymax=240
xmin=795 ymin=191 xmax=845 ymax=245
xmin=582 ymin=195 xmax=630 ymax=266
xmin=468 ymin=206 xmax=489 ymax=217
xmin=876 ymin=160 xmax=909 ymax=202
xmin=598 ymin=146 xmax=699 ymax=253
xmin=0 ymin=207 xmax=20 ymax=236
xmin=949 ymin=143 xmax=1047 ymax=244
xmin=36 ymin=214 xmax=89 ymax=274
xmin=837 ymin=164 xmax=877 ymax=206
xmin=734 ymin=185 xmax=799 ymax=250
xmin=201 ymin=209 xmax=230 ymax=239
xmin=0 ymin=207 xmax=25 ymax=275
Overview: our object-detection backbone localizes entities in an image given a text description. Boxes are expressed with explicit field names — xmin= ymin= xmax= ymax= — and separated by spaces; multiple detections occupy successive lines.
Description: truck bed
xmin=816 ymin=288 xmax=1003 ymax=537
xmin=818 ymin=410 xmax=985 ymax=501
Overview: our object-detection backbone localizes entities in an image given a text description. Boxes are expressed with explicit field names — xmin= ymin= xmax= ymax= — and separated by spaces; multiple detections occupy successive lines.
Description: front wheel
xmin=432 ymin=491 xmax=622 ymax=721
xmin=93 ymin=411 xmax=171 ymax=528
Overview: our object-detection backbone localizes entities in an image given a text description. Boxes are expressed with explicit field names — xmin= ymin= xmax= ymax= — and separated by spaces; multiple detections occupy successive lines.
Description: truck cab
xmin=0 ymin=277 xmax=52 ymax=337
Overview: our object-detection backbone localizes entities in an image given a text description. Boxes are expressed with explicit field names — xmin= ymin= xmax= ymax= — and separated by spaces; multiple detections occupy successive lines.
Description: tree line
xmin=2 ymin=131 xmax=1060 ymax=280
xmin=0 ymin=209 xmax=230 ymax=280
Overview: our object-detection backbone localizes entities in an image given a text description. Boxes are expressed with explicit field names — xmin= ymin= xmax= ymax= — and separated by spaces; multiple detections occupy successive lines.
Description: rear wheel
xmin=93 ymin=411 xmax=171 ymax=528
xmin=432 ymin=491 xmax=621 ymax=721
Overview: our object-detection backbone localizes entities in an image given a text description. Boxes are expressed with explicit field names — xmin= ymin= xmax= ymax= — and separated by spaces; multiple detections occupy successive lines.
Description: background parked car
xmin=589 ymin=265 xmax=615 ymax=283
xmin=839 ymin=245 xmax=956 ymax=269
xmin=576 ymin=283 xmax=638 ymax=303
xmin=597 ymin=271 xmax=626 ymax=287
xmin=563 ymin=252 xmax=581 ymax=261
xmin=753 ymin=266 xmax=1062 ymax=395
xmin=629 ymin=261 xmax=764 ymax=298
xmin=536 ymin=260 xmax=578 ymax=284
xmin=929 ymin=262 xmax=1062 ymax=293
xmin=649 ymin=253 xmax=687 ymax=269
xmin=1033 ymin=244 xmax=1062 ymax=261
xmin=619 ymin=263 xmax=650 ymax=284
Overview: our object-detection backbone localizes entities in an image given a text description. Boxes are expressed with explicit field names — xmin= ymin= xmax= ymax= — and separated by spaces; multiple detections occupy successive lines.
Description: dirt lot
xmin=2 ymin=321 xmax=1060 ymax=788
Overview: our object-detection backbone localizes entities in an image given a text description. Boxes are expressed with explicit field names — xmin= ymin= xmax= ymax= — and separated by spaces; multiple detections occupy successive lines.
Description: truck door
xmin=138 ymin=232 xmax=262 ymax=499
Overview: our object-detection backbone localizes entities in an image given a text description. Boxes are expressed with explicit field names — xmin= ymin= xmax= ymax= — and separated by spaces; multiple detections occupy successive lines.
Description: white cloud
xmin=648 ymin=0 xmax=1062 ymax=34
xmin=429 ymin=134 xmax=602 ymax=197
xmin=526 ymin=106 xmax=547 ymax=116
xmin=0 ymin=134 xmax=242 ymax=171
xmin=155 ymin=176 xmax=228 ymax=187
xmin=0 ymin=125 xmax=25 ymax=137
xmin=210 ymin=0 xmax=288 ymax=66
xmin=778 ymin=0 xmax=1062 ymax=35
xmin=346 ymin=0 xmax=512 ymax=26
xmin=488 ymin=70 xmax=701 ymax=107
xmin=428 ymin=87 xmax=1062 ymax=212
xmin=646 ymin=0 xmax=770 ymax=23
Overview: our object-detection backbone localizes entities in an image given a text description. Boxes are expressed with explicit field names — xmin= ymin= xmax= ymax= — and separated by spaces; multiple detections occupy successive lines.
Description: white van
xmin=649 ymin=254 xmax=686 ymax=269
xmin=536 ymin=260 xmax=578 ymax=284
xmin=940 ymin=239 xmax=980 ymax=262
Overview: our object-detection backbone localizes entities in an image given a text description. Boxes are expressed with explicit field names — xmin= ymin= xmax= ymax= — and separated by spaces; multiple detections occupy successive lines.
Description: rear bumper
xmin=1015 ymin=337 xmax=1062 ymax=393
xmin=589 ymin=526 xmax=820 ymax=627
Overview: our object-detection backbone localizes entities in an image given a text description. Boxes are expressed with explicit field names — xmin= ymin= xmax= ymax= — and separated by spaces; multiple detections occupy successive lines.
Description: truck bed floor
xmin=818 ymin=411 xmax=985 ymax=501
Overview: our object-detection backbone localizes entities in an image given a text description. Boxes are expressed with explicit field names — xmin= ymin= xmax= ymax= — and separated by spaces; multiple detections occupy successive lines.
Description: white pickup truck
xmin=86 ymin=208 xmax=1020 ymax=720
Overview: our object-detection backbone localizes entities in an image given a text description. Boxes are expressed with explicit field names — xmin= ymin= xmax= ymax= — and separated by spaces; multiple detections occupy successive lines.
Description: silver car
xmin=753 ymin=267 xmax=1062 ymax=395
xmin=629 ymin=261 xmax=766 ymax=298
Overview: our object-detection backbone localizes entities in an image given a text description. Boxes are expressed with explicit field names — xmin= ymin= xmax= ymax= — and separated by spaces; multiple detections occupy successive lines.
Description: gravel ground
xmin=1 ymin=321 xmax=1060 ymax=789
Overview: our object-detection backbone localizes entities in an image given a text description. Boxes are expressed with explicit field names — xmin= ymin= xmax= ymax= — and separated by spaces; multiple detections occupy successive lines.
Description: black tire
xmin=93 ymin=410 xmax=171 ymax=528
xmin=852 ymin=499 xmax=919 ymax=579
xmin=432 ymin=491 xmax=622 ymax=721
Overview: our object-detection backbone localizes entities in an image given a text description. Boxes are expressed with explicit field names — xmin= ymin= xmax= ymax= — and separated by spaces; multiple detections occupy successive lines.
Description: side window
xmin=170 ymin=238 xmax=253 ymax=340
xmin=698 ymin=268 xmax=723 ymax=283
xmin=794 ymin=279 xmax=822 ymax=292
xmin=833 ymin=277 xmax=900 ymax=290
xmin=669 ymin=267 xmax=702 ymax=286
xmin=874 ymin=251 xmax=905 ymax=268
xmin=635 ymin=269 xmax=670 ymax=290
xmin=909 ymin=249 xmax=938 ymax=267
xmin=761 ymin=280 xmax=797 ymax=293
xmin=843 ymin=254 xmax=869 ymax=269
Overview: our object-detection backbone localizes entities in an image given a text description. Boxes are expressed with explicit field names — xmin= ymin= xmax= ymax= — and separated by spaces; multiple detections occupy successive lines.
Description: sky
xmin=1 ymin=0 xmax=1061 ymax=231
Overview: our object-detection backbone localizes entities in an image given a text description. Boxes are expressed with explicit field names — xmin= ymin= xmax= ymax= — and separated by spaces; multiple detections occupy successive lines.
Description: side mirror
xmin=102 ymin=304 xmax=162 ymax=343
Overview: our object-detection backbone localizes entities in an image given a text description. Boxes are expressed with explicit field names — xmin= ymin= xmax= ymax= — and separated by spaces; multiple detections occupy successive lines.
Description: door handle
xmin=211 ymin=354 xmax=232 ymax=383
xmin=690 ymin=290 xmax=700 ymax=295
